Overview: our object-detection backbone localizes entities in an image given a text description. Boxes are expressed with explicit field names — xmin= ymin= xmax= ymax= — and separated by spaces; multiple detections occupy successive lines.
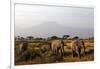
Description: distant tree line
xmin=15 ymin=35 xmax=94 ymax=41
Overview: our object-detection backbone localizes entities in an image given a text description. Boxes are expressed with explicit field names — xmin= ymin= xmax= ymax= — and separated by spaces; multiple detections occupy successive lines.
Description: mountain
xmin=15 ymin=21 xmax=94 ymax=38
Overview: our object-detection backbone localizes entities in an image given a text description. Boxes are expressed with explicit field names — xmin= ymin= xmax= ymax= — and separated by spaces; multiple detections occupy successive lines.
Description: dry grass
xmin=15 ymin=39 xmax=94 ymax=65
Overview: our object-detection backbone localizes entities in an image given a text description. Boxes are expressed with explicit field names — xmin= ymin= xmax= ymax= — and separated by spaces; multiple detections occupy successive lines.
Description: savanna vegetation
xmin=15 ymin=36 xmax=94 ymax=65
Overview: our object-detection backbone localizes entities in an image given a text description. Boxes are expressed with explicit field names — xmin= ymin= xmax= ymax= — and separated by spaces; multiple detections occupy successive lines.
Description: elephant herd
xmin=18 ymin=37 xmax=86 ymax=61
xmin=51 ymin=37 xmax=85 ymax=58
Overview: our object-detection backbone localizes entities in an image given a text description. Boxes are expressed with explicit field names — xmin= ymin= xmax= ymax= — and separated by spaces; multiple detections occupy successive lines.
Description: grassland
xmin=15 ymin=39 xmax=94 ymax=65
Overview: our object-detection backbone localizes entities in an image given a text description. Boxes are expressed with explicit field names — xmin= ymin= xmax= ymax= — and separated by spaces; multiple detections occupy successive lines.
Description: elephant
xmin=71 ymin=39 xmax=85 ymax=58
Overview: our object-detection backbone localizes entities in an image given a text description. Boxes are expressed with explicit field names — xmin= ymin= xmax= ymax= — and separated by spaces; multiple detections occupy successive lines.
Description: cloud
xmin=15 ymin=4 xmax=94 ymax=38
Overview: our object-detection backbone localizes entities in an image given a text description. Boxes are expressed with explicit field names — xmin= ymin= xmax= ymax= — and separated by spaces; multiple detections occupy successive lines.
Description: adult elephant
xmin=19 ymin=41 xmax=42 ymax=61
xmin=51 ymin=40 xmax=64 ymax=57
xmin=71 ymin=37 xmax=85 ymax=58
xmin=19 ymin=42 xmax=28 ymax=53
xmin=51 ymin=35 xmax=69 ymax=57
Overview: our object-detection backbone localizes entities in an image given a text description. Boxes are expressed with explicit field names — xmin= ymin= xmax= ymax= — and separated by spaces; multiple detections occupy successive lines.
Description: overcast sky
xmin=15 ymin=4 xmax=94 ymax=38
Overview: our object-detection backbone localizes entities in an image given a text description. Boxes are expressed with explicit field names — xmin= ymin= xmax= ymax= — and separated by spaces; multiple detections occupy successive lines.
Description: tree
xmin=27 ymin=36 xmax=34 ymax=40
xmin=73 ymin=36 xmax=79 ymax=39
xmin=20 ymin=37 xmax=24 ymax=40
xmin=63 ymin=35 xmax=70 ymax=39
xmin=15 ymin=36 xmax=21 ymax=40
xmin=50 ymin=36 xmax=59 ymax=39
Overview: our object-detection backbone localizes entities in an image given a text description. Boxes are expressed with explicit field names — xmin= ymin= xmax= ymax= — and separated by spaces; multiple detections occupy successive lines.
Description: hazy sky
xmin=15 ymin=4 xmax=94 ymax=38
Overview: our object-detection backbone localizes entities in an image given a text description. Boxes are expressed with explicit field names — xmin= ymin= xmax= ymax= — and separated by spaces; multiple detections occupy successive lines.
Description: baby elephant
xmin=40 ymin=44 xmax=51 ymax=53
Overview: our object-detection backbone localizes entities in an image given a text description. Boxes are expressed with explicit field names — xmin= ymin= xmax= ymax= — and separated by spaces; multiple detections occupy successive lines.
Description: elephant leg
xmin=83 ymin=46 xmax=86 ymax=56
xmin=59 ymin=49 xmax=62 ymax=57
xmin=52 ymin=48 xmax=55 ymax=55
xmin=61 ymin=48 xmax=64 ymax=58
xmin=72 ymin=49 xmax=75 ymax=58
xmin=77 ymin=48 xmax=81 ymax=58
xmin=60 ymin=49 xmax=63 ymax=56
xmin=56 ymin=49 xmax=59 ymax=56
xmin=62 ymin=47 xmax=64 ymax=57
xmin=53 ymin=48 xmax=57 ymax=55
